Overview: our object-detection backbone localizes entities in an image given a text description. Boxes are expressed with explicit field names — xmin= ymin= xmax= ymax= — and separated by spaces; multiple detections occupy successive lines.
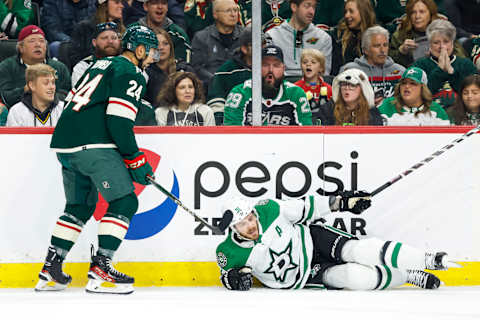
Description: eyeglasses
xmin=217 ymin=7 xmax=240 ymax=14
xmin=339 ymin=82 xmax=359 ymax=90
xmin=295 ymin=30 xmax=303 ymax=48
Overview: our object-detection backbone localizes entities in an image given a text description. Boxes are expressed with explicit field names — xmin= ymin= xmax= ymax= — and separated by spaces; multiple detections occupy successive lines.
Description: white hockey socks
xmin=341 ymin=238 xmax=426 ymax=270
xmin=323 ymin=263 xmax=407 ymax=290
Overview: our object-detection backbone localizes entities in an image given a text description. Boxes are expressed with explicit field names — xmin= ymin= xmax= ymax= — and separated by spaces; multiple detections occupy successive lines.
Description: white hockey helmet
xmin=218 ymin=196 xmax=254 ymax=232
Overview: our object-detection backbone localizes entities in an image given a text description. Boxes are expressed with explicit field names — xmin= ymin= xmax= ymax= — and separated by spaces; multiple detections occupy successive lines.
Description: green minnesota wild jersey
xmin=51 ymin=55 xmax=146 ymax=155
xmin=224 ymin=79 xmax=312 ymax=126
xmin=216 ymin=196 xmax=331 ymax=289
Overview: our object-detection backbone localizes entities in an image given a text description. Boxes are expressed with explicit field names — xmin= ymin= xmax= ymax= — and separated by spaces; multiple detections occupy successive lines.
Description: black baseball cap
xmin=93 ymin=22 xmax=119 ymax=39
xmin=262 ymin=45 xmax=284 ymax=63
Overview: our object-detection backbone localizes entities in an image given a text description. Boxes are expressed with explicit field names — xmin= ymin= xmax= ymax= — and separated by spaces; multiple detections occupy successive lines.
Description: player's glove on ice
xmin=332 ymin=190 xmax=371 ymax=214
xmin=221 ymin=267 xmax=253 ymax=291
xmin=123 ymin=151 xmax=154 ymax=185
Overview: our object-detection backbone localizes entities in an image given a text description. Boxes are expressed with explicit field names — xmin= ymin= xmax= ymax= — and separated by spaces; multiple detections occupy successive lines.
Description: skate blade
xmin=85 ymin=279 xmax=134 ymax=295
xmin=35 ymin=279 xmax=68 ymax=292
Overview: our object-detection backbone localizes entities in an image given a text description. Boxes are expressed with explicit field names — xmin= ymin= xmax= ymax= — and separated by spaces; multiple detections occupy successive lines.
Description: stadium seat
xmin=57 ymin=41 xmax=73 ymax=71
xmin=0 ymin=40 xmax=17 ymax=62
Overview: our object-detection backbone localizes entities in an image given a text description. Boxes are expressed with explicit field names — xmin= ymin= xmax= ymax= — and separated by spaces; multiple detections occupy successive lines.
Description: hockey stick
xmin=371 ymin=125 xmax=480 ymax=197
xmin=146 ymin=176 xmax=222 ymax=233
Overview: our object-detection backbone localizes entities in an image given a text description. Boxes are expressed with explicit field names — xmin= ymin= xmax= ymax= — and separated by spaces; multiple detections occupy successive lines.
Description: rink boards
xmin=0 ymin=126 xmax=479 ymax=288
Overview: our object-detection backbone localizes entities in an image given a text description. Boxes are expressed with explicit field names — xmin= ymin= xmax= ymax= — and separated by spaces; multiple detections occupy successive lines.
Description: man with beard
xmin=71 ymin=22 xmax=122 ymax=86
xmin=266 ymin=0 xmax=331 ymax=82
xmin=340 ymin=25 xmax=405 ymax=107
xmin=224 ymin=45 xmax=312 ymax=126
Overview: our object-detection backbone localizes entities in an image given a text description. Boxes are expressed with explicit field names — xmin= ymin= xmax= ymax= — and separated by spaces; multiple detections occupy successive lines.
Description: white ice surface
xmin=0 ymin=286 xmax=479 ymax=320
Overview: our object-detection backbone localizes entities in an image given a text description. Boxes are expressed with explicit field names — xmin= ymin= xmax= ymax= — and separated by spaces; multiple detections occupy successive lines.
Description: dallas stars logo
xmin=264 ymin=240 xmax=298 ymax=282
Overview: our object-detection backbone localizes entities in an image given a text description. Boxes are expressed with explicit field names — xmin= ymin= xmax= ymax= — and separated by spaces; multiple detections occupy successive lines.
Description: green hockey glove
xmin=123 ymin=151 xmax=154 ymax=185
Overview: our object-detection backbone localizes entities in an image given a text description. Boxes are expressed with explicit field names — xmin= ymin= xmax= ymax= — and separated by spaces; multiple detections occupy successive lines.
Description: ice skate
xmin=406 ymin=270 xmax=440 ymax=289
xmin=425 ymin=252 xmax=462 ymax=270
xmin=35 ymin=246 xmax=72 ymax=291
xmin=86 ymin=246 xmax=134 ymax=294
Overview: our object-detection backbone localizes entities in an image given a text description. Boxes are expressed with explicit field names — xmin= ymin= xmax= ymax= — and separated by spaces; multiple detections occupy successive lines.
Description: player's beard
xmin=96 ymin=45 xmax=121 ymax=58
xmin=262 ymin=75 xmax=283 ymax=99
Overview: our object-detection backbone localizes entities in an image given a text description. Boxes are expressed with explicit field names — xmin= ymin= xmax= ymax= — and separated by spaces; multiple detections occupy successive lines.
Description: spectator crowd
xmin=1 ymin=0 xmax=480 ymax=127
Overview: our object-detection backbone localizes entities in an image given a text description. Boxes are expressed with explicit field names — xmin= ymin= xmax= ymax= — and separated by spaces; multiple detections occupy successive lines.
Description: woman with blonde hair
xmin=330 ymin=0 xmax=377 ymax=75
xmin=315 ymin=68 xmax=383 ymax=125
xmin=155 ymin=72 xmax=215 ymax=126
xmin=379 ymin=66 xmax=450 ymax=125
xmin=390 ymin=0 xmax=466 ymax=67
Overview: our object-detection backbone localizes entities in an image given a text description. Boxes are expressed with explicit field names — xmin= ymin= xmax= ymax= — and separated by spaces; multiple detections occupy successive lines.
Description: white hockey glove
xmin=221 ymin=267 xmax=253 ymax=291
xmin=330 ymin=190 xmax=371 ymax=214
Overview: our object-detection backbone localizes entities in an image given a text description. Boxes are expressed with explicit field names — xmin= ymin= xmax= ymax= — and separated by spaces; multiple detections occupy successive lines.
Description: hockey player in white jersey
xmin=216 ymin=191 xmax=454 ymax=291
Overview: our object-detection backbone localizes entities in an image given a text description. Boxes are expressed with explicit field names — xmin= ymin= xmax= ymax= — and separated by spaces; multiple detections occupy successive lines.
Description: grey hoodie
xmin=340 ymin=55 xmax=405 ymax=101
xmin=266 ymin=20 xmax=332 ymax=76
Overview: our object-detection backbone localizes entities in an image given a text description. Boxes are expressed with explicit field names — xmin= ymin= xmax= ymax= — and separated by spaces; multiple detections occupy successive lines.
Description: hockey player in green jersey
xmin=216 ymin=193 xmax=455 ymax=291
xmin=35 ymin=25 xmax=159 ymax=294
xmin=224 ymin=45 xmax=312 ymax=126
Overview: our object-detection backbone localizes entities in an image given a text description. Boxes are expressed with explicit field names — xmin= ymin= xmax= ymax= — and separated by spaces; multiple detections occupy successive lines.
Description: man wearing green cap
xmin=378 ymin=66 xmax=451 ymax=126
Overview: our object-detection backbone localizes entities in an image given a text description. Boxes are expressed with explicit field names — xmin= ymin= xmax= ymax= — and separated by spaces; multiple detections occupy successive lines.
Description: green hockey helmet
xmin=122 ymin=25 xmax=159 ymax=60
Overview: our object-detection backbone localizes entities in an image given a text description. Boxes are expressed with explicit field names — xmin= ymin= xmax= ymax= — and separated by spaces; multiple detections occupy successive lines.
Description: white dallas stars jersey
xmin=216 ymin=196 xmax=331 ymax=289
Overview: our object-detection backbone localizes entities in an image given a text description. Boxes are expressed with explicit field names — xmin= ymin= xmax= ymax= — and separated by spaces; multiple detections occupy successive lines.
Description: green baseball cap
xmin=402 ymin=67 xmax=428 ymax=85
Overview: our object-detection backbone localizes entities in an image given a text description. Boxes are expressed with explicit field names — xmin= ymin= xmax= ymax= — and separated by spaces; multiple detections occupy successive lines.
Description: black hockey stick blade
xmin=146 ymin=176 xmax=222 ymax=234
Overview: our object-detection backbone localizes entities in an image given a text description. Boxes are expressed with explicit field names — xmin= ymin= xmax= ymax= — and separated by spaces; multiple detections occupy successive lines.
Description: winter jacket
xmin=314 ymin=99 xmax=384 ymax=126
xmin=6 ymin=92 xmax=64 ymax=127
xmin=266 ymin=20 xmax=332 ymax=76
xmin=191 ymin=23 xmax=244 ymax=89
xmin=340 ymin=55 xmax=405 ymax=103
xmin=0 ymin=55 xmax=71 ymax=109
xmin=41 ymin=0 xmax=97 ymax=42
xmin=329 ymin=27 xmax=362 ymax=76
xmin=379 ymin=96 xmax=450 ymax=125
xmin=413 ymin=55 xmax=477 ymax=108
xmin=135 ymin=16 xmax=191 ymax=62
